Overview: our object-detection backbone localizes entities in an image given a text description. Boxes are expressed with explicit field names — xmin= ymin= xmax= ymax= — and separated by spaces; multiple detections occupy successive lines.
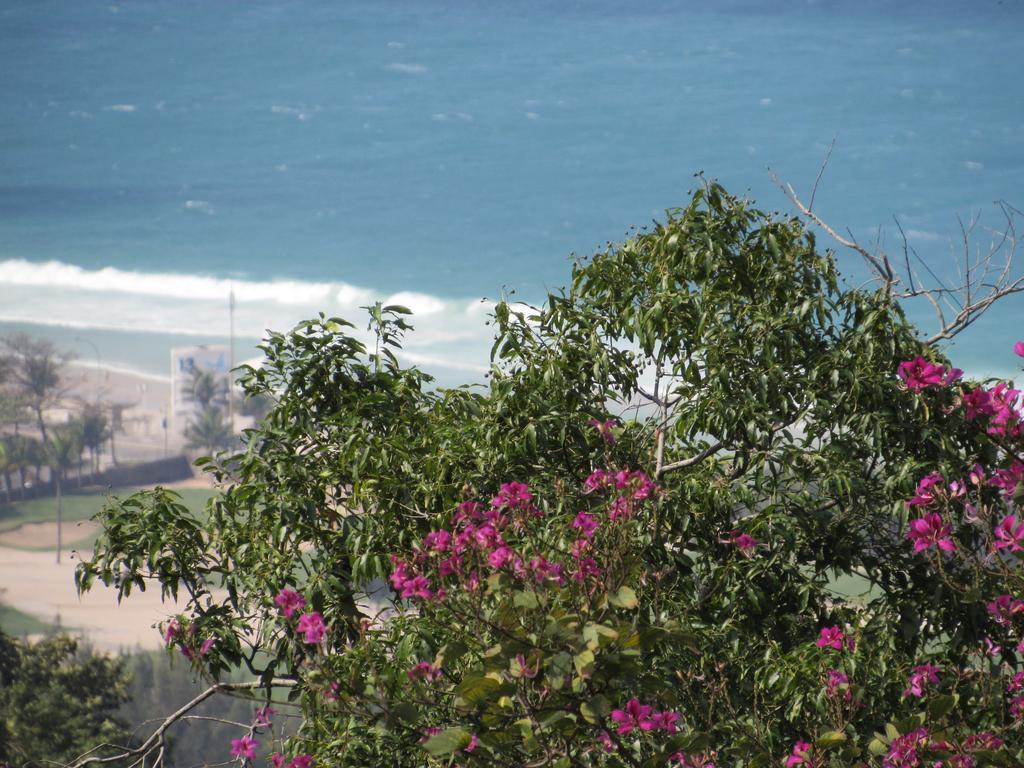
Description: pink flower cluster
xmin=229 ymin=735 xmax=259 ymax=760
xmin=583 ymin=468 xmax=658 ymax=516
xmin=963 ymin=382 xmax=1023 ymax=438
xmin=389 ymin=472 xmax=658 ymax=603
xmin=609 ymin=698 xmax=680 ymax=735
xmin=273 ymin=588 xmax=327 ymax=645
xmin=987 ymin=594 xmax=1024 ymax=626
xmin=785 ymin=741 xmax=816 ymax=768
xmin=824 ymin=668 xmax=851 ymax=702
xmin=883 ymin=727 xmax=931 ymax=768
xmin=162 ymin=617 xmax=216 ymax=661
xmin=270 ymin=755 xmax=314 ymax=768
xmin=897 ymin=356 xmax=962 ymax=391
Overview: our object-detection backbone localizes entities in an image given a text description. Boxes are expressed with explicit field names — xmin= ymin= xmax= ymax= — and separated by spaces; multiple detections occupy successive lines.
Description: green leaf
xmin=513 ymin=590 xmax=540 ymax=610
xmin=816 ymin=730 xmax=847 ymax=747
xmin=423 ymin=726 xmax=471 ymax=756
xmin=454 ymin=675 xmax=501 ymax=709
xmin=927 ymin=693 xmax=958 ymax=720
xmin=580 ymin=694 xmax=610 ymax=724
xmin=609 ymin=586 xmax=638 ymax=609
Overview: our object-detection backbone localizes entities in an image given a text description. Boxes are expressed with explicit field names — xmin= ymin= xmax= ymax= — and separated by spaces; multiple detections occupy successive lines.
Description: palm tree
xmin=78 ymin=404 xmax=110 ymax=480
xmin=185 ymin=406 xmax=233 ymax=455
xmin=185 ymin=369 xmax=228 ymax=412
xmin=47 ymin=424 xmax=82 ymax=563
xmin=1 ymin=334 xmax=70 ymax=445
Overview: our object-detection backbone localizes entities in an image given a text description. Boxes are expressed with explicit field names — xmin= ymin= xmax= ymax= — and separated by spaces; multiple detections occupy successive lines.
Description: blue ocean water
xmin=0 ymin=0 xmax=1021 ymax=382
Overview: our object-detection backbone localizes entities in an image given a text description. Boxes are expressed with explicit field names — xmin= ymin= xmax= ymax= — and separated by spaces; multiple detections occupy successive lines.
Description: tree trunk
xmin=1 ymin=470 xmax=10 ymax=504
xmin=17 ymin=466 xmax=25 ymax=501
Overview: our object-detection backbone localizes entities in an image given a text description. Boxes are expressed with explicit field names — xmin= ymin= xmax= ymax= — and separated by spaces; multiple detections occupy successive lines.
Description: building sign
xmin=170 ymin=345 xmax=229 ymax=434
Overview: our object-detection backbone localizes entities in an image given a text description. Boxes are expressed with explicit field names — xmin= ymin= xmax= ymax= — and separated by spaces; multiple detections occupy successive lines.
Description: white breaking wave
xmin=104 ymin=104 xmax=137 ymax=113
xmin=0 ymin=259 xmax=494 ymax=376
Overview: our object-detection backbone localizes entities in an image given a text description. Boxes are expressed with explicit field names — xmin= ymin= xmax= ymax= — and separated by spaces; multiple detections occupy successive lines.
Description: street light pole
xmin=228 ymin=288 xmax=236 ymax=433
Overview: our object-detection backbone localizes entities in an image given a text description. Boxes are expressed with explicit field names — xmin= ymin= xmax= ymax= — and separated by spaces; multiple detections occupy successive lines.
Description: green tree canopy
xmin=76 ymin=183 xmax=1024 ymax=767
xmin=0 ymin=631 xmax=130 ymax=766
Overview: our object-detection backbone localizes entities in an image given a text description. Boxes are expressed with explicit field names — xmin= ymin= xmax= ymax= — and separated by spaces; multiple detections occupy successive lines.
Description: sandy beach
xmin=0 ymin=542 xmax=188 ymax=651
xmin=0 ymin=363 xmax=216 ymax=650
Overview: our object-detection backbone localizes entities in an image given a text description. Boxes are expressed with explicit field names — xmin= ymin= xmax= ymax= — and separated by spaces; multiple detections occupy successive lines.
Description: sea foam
xmin=0 ymin=259 xmax=493 ymax=377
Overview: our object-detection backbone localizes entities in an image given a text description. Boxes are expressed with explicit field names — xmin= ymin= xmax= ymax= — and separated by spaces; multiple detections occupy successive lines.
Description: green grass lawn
xmin=0 ymin=486 xmax=216 ymax=549
xmin=0 ymin=604 xmax=57 ymax=636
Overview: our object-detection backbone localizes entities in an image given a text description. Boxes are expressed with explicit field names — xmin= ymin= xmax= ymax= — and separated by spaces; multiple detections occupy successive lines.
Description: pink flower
xmin=729 ymin=531 xmax=759 ymax=553
xmin=905 ymin=513 xmax=956 ymax=553
xmin=514 ymin=653 xmax=539 ymax=678
xmin=597 ymin=730 xmax=615 ymax=753
xmin=528 ymin=556 xmax=564 ymax=585
xmin=406 ymin=661 xmax=442 ymax=682
xmin=270 ymin=755 xmax=287 ymax=768
xmin=1015 ymin=341 xmax=1024 ymax=357
xmin=983 ymin=637 xmax=1002 ymax=657
xmin=229 ymin=735 xmax=259 ymax=760
xmin=962 ymin=732 xmax=1003 ymax=751
xmin=963 ymin=387 xmax=996 ymax=420
xmin=906 ymin=473 xmax=944 ymax=508
xmin=1008 ymin=671 xmax=1024 ymax=692
xmin=610 ymin=698 xmax=654 ymax=735
xmin=990 ymin=461 xmax=1024 ymax=499
xmin=274 ymin=588 xmax=307 ymax=618
xmin=903 ymin=664 xmax=940 ymax=698
xmin=253 ymin=705 xmax=275 ymax=727
xmin=491 ymin=481 xmax=534 ymax=511
xmin=884 ymin=728 xmax=930 ymax=767
xmin=584 ymin=469 xmax=609 ymax=492
xmin=288 ymin=757 xmax=314 ymax=768
xmin=422 ymin=529 xmax=452 ymax=552
xmin=1011 ymin=695 xmax=1024 ymax=720
xmin=588 ymin=417 xmax=618 ymax=444
xmin=898 ymin=357 xmax=956 ymax=391
xmin=488 ymin=545 xmax=520 ymax=570
xmin=994 ymin=514 xmax=1024 ymax=551
xmin=786 ymin=741 xmax=814 ymax=768
xmin=650 ymin=710 xmax=680 ymax=734
xmin=571 ymin=511 xmax=600 ymax=539
xmin=163 ymin=618 xmax=180 ymax=646
xmin=464 ymin=734 xmax=479 ymax=753
xmin=572 ymin=556 xmax=602 ymax=583
xmin=816 ymin=626 xmax=847 ymax=651
xmin=296 ymin=612 xmax=327 ymax=644
xmin=199 ymin=637 xmax=217 ymax=656
xmin=986 ymin=594 xmax=1024 ymax=626
xmin=607 ymin=495 xmax=632 ymax=521
xmin=419 ymin=726 xmax=441 ymax=744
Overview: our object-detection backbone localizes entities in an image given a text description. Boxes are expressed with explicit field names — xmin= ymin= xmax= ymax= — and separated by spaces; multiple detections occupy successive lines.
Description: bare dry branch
xmin=66 ymin=678 xmax=297 ymax=768
xmin=770 ymin=166 xmax=1023 ymax=345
